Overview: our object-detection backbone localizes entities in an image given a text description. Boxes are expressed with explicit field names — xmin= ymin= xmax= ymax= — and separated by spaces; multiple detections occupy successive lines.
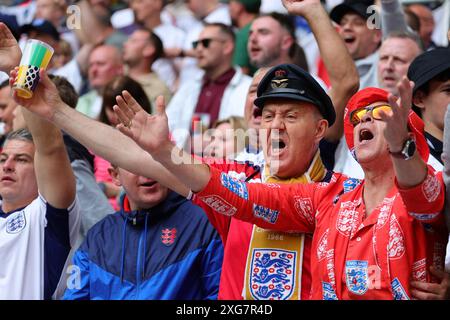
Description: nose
xmin=2 ymin=157 xmax=15 ymax=173
xmin=270 ymin=114 xmax=286 ymax=130
xmin=360 ymin=110 xmax=374 ymax=124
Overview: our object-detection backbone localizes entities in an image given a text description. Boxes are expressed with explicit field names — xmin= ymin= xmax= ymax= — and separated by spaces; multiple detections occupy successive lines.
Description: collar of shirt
xmin=425 ymin=131 xmax=443 ymax=164
xmin=202 ymin=68 xmax=236 ymax=86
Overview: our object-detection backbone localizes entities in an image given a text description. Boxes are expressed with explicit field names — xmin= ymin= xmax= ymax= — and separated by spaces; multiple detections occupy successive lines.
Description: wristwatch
xmin=389 ymin=137 xmax=416 ymax=160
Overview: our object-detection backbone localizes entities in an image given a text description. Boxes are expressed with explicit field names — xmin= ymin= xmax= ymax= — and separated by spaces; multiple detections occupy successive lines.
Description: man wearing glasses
xmin=166 ymin=23 xmax=252 ymax=149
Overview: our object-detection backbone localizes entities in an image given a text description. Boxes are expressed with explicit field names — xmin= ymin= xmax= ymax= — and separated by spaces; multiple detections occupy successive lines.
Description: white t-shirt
xmin=0 ymin=195 xmax=79 ymax=300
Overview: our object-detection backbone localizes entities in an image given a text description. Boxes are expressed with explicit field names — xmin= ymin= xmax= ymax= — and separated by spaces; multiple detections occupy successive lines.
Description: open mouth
xmin=250 ymin=46 xmax=261 ymax=55
xmin=359 ymin=129 xmax=374 ymax=142
xmin=252 ymin=107 xmax=262 ymax=119
xmin=343 ymin=35 xmax=356 ymax=44
xmin=140 ymin=181 xmax=157 ymax=188
xmin=271 ymin=138 xmax=287 ymax=155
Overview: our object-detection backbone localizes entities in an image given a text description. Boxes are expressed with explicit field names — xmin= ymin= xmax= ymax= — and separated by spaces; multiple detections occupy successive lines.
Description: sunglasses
xmin=192 ymin=38 xmax=224 ymax=49
xmin=349 ymin=104 xmax=392 ymax=126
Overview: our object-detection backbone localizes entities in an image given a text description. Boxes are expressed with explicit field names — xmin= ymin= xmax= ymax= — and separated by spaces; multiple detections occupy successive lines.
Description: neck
xmin=144 ymin=14 xmax=162 ymax=30
xmin=1 ymin=197 xmax=35 ymax=214
xmin=127 ymin=60 xmax=152 ymax=78
xmin=424 ymin=122 xmax=443 ymax=142
xmin=205 ymin=63 xmax=232 ymax=81
xmin=202 ymin=3 xmax=218 ymax=19
xmin=362 ymin=164 xmax=395 ymax=216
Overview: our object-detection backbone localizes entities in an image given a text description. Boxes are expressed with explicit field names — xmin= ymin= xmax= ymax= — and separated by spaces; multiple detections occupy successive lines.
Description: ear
xmin=223 ymin=39 xmax=235 ymax=56
xmin=143 ymin=44 xmax=156 ymax=59
xmin=372 ymin=29 xmax=382 ymax=46
xmin=281 ymin=35 xmax=295 ymax=53
xmin=108 ymin=166 xmax=122 ymax=187
xmin=315 ymin=119 xmax=329 ymax=143
xmin=412 ymin=91 xmax=426 ymax=110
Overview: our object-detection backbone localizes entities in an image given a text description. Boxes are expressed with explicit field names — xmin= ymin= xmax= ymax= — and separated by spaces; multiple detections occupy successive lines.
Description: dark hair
xmin=48 ymin=75 xmax=78 ymax=109
xmin=403 ymin=8 xmax=421 ymax=33
xmin=412 ymin=68 xmax=450 ymax=117
xmin=204 ymin=22 xmax=236 ymax=43
xmin=100 ymin=76 xmax=152 ymax=126
xmin=258 ymin=12 xmax=297 ymax=57
xmin=417 ymin=68 xmax=450 ymax=95
xmin=135 ymin=27 xmax=165 ymax=61
xmin=291 ymin=43 xmax=309 ymax=72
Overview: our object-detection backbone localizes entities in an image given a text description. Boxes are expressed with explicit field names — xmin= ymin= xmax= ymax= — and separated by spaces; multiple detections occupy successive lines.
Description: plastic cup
xmin=13 ymin=39 xmax=54 ymax=99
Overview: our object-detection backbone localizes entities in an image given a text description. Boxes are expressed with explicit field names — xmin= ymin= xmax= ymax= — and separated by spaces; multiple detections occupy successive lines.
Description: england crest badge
xmin=249 ymin=249 xmax=296 ymax=300
xmin=161 ymin=228 xmax=177 ymax=246
xmin=391 ymin=278 xmax=409 ymax=300
xmin=322 ymin=282 xmax=338 ymax=300
xmin=6 ymin=211 xmax=27 ymax=234
xmin=345 ymin=260 xmax=369 ymax=295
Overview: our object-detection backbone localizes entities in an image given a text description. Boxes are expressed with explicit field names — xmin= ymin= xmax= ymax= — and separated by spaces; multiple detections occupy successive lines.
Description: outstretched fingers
xmin=116 ymin=95 xmax=135 ymax=121
xmin=122 ymin=90 xmax=145 ymax=114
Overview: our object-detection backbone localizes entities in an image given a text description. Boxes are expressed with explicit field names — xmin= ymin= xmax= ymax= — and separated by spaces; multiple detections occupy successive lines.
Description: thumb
xmin=38 ymin=68 xmax=54 ymax=90
xmin=155 ymin=95 xmax=166 ymax=116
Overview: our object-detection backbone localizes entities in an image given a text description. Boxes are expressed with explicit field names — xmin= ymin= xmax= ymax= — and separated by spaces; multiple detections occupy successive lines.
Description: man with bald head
xmin=76 ymin=44 xmax=124 ymax=119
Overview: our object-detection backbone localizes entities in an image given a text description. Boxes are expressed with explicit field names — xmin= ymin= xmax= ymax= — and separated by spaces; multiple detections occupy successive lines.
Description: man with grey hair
xmin=0 ymin=25 xmax=80 ymax=298
xmin=377 ymin=32 xmax=423 ymax=96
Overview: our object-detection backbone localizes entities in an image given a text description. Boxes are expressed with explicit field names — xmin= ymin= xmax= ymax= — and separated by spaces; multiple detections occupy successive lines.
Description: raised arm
xmin=8 ymin=69 xmax=189 ymax=197
xmin=381 ymin=77 xmax=428 ymax=187
xmin=10 ymin=71 xmax=75 ymax=208
xmin=0 ymin=22 xmax=22 ymax=74
xmin=282 ymin=0 xmax=359 ymax=142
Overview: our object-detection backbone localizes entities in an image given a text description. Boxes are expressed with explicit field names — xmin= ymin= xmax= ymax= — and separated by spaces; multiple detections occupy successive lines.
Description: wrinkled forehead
xmin=262 ymin=99 xmax=319 ymax=114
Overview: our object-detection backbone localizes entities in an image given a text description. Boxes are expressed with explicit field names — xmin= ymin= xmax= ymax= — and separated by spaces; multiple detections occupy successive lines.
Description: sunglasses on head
xmin=192 ymin=38 xmax=224 ymax=49
xmin=349 ymin=104 xmax=392 ymax=126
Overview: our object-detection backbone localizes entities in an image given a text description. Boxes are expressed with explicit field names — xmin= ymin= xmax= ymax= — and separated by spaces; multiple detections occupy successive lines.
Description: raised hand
xmin=114 ymin=92 xmax=171 ymax=155
xmin=410 ymin=266 xmax=450 ymax=300
xmin=0 ymin=23 xmax=22 ymax=74
xmin=282 ymin=0 xmax=322 ymax=16
xmin=378 ymin=76 xmax=414 ymax=152
xmin=9 ymin=67 xmax=63 ymax=120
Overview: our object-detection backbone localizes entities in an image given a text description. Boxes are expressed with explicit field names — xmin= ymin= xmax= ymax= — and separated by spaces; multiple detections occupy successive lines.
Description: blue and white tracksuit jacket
xmin=63 ymin=192 xmax=223 ymax=300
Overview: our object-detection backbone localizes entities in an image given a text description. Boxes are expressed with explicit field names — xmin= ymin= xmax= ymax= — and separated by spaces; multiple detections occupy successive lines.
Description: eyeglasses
xmin=192 ymin=38 xmax=225 ymax=49
xmin=349 ymin=104 xmax=392 ymax=126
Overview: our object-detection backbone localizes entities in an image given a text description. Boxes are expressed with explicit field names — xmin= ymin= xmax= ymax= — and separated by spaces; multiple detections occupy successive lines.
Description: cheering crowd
xmin=0 ymin=0 xmax=449 ymax=300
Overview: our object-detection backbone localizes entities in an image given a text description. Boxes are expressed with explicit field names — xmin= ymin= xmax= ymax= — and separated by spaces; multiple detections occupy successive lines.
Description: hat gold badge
xmin=271 ymin=78 xmax=289 ymax=89
xmin=271 ymin=69 xmax=289 ymax=88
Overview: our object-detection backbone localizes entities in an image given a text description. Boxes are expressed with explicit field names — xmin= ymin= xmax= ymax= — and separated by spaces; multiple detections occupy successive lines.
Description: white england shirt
xmin=0 ymin=195 xmax=79 ymax=300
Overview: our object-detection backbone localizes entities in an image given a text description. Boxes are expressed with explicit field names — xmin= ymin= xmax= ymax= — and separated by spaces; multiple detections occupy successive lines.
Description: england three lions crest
xmin=249 ymin=249 xmax=296 ymax=300
xmin=6 ymin=211 xmax=27 ymax=234
xmin=345 ymin=260 xmax=369 ymax=295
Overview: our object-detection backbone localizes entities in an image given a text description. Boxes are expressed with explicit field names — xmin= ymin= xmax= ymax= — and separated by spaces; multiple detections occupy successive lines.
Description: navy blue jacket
xmin=63 ymin=191 xmax=223 ymax=300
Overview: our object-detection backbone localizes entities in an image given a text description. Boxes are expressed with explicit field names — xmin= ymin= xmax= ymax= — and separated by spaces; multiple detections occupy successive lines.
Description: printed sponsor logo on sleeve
xmin=220 ymin=172 xmax=249 ymax=200
xmin=422 ymin=174 xmax=440 ymax=203
xmin=200 ymin=195 xmax=237 ymax=216
xmin=253 ymin=204 xmax=279 ymax=224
